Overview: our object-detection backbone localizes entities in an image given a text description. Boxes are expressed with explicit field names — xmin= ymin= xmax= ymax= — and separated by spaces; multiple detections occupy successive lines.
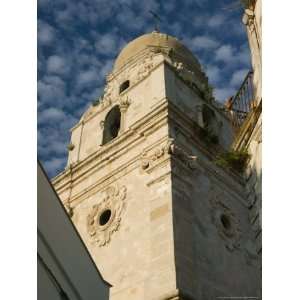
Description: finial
xmin=149 ymin=10 xmax=161 ymax=32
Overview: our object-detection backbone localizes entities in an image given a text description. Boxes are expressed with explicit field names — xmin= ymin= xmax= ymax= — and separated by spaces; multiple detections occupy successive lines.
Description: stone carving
xmin=140 ymin=139 xmax=197 ymax=171
xmin=99 ymin=97 xmax=112 ymax=111
xmin=136 ymin=55 xmax=155 ymax=82
xmin=103 ymin=82 xmax=113 ymax=101
xmin=168 ymin=139 xmax=198 ymax=170
xmin=119 ymin=96 xmax=131 ymax=111
xmin=209 ymin=192 xmax=241 ymax=251
xmin=173 ymin=61 xmax=195 ymax=84
xmin=87 ymin=185 xmax=127 ymax=247
xmin=99 ymin=120 xmax=105 ymax=129
xmin=149 ymin=45 xmax=172 ymax=56
xmin=140 ymin=140 xmax=172 ymax=171
xmin=242 ymin=9 xmax=255 ymax=33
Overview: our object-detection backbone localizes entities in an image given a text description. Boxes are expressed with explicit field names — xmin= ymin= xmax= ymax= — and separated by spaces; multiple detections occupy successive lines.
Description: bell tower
xmin=53 ymin=32 xmax=261 ymax=300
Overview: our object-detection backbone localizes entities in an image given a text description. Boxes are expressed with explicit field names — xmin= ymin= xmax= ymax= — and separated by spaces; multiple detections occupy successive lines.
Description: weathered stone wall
xmin=244 ymin=114 xmax=262 ymax=258
xmin=242 ymin=0 xmax=262 ymax=261
xmin=243 ymin=0 xmax=261 ymax=104
xmin=53 ymin=41 xmax=261 ymax=299
xmin=170 ymin=141 xmax=261 ymax=299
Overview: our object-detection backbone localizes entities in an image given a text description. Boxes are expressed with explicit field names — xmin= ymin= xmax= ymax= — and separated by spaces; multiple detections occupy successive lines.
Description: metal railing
xmin=226 ymin=71 xmax=255 ymax=128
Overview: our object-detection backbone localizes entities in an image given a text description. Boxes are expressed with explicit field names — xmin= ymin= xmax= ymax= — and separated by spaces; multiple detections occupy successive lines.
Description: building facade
xmin=238 ymin=0 xmax=262 ymax=260
xmin=53 ymin=31 xmax=261 ymax=299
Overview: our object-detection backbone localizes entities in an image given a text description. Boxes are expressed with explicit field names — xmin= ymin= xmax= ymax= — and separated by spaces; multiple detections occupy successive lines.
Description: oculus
xmin=210 ymin=193 xmax=241 ymax=251
xmin=87 ymin=185 xmax=127 ymax=247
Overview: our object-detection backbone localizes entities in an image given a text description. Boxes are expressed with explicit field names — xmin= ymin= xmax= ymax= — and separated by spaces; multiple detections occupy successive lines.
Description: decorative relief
xmin=87 ymin=185 xmax=127 ymax=247
xmin=99 ymin=120 xmax=105 ymax=129
xmin=173 ymin=61 xmax=195 ymax=84
xmin=140 ymin=139 xmax=172 ymax=171
xmin=103 ymin=81 xmax=113 ymax=100
xmin=242 ymin=9 xmax=255 ymax=33
xmin=135 ymin=55 xmax=155 ymax=82
xmin=209 ymin=191 xmax=242 ymax=251
xmin=119 ymin=95 xmax=131 ymax=111
xmin=140 ymin=139 xmax=198 ymax=172
xmin=99 ymin=95 xmax=112 ymax=110
xmin=168 ymin=140 xmax=198 ymax=170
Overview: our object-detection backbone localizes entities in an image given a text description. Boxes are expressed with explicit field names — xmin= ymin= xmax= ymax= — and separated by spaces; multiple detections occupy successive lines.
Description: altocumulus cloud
xmin=47 ymin=55 xmax=70 ymax=75
xmin=186 ymin=36 xmax=220 ymax=52
xmin=38 ymin=20 xmax=56 ymax=46
xmin=38 ymin=0 xmax=251 ymax=178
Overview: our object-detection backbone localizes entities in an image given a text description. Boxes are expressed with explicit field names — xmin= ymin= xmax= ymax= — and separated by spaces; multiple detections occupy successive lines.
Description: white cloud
xmin=185 ymin=36 xmax=219 ymax=52
xmin=206 ymin=65 xmax=221 ymax=84
xmin=208 ymin=14 xmax=226 ymax=28
xmin=43 ymin=157 xmax=67 ymax=178
xmin=215 ymin=44 xmax=251 ymax=66
xmin=95 ymin=33 xmax=118 ymax=55
xmin=215 ymin=44 xmax=234 ymax=63
xmin=77 ymin=68 xmax=99 ymax=87
xmin=116 ymin=9 xmax=146 ymax=31
xmin=230 ymin=68 xmax=249 ymax=87
xmin=214 ymin=87 xmax=236 ymax=103
xmin=47 ymin=55 xmax=68 ymax=75
xmin=236 ymin=45 xmax=251 ymax=66
xmin=38 ymin=107 xmax=66 ymax=123
xmin=38 ymin=76 xmax=66 ymax=106
xmin=38 ymin=20 xmax=55 ymax=46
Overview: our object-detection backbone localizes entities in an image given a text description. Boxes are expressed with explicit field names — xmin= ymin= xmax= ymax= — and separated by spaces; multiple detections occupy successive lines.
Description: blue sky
xmin=37 ymin=0 xmax=251 ymax=178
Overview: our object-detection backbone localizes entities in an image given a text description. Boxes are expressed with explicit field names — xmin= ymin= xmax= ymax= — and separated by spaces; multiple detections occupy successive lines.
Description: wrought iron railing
xmin=226 ymin=71 xmax=255 ymax=128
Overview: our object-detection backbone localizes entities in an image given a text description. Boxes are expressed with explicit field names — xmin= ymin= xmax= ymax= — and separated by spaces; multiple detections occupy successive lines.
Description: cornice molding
xmin=52 ymin=98 xmax=169 ymax=188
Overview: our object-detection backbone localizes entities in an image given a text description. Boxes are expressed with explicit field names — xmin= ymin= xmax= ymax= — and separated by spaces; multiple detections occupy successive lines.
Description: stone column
xmin=119 ymin=96 xmax=130 ymax=133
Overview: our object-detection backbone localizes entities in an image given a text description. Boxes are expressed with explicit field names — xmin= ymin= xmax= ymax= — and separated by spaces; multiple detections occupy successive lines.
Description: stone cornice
xmin=52 ymin=99 xmax=169 ymax=190
xmin=53 ymin=97 xmax=248 ymax=208
xmin=167 ymin=103 xmax=248 ymax=204
xmin=60 ymin=137 xmax=172 ymax=208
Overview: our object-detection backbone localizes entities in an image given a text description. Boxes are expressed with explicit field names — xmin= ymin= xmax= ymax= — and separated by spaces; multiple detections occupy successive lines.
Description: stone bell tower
xmin=53 ymin=32 xmax=261 ymax=300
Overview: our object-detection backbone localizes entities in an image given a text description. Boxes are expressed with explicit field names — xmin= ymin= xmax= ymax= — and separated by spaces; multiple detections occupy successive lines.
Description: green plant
xmin=215 ymin=149 xmax=250 ymax=173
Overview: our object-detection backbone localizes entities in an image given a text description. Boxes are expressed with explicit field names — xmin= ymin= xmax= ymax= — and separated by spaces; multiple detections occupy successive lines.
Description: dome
xmin=113 ymin=31 xmax=202 ymax=73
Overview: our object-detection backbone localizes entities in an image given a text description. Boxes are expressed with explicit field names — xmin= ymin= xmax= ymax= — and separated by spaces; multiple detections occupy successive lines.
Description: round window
xmin=99 ymin=209 xmax=112 ymax=226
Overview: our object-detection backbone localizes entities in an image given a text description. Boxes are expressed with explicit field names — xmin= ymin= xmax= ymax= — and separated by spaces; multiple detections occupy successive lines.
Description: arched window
xmin=102 ymin=106 xmax=121 ymax=145
xmin=119 ymin=80 xmax=130 ymax=94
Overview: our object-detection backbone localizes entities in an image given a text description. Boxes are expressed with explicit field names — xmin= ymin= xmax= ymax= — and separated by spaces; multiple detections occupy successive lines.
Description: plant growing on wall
xmin=215 ymin=149 xmax=250 ymax=173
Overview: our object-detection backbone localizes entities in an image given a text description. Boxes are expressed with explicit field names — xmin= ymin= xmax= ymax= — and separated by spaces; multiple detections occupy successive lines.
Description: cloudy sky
xmin=37 ymin=0 xmax=251 ymax=178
